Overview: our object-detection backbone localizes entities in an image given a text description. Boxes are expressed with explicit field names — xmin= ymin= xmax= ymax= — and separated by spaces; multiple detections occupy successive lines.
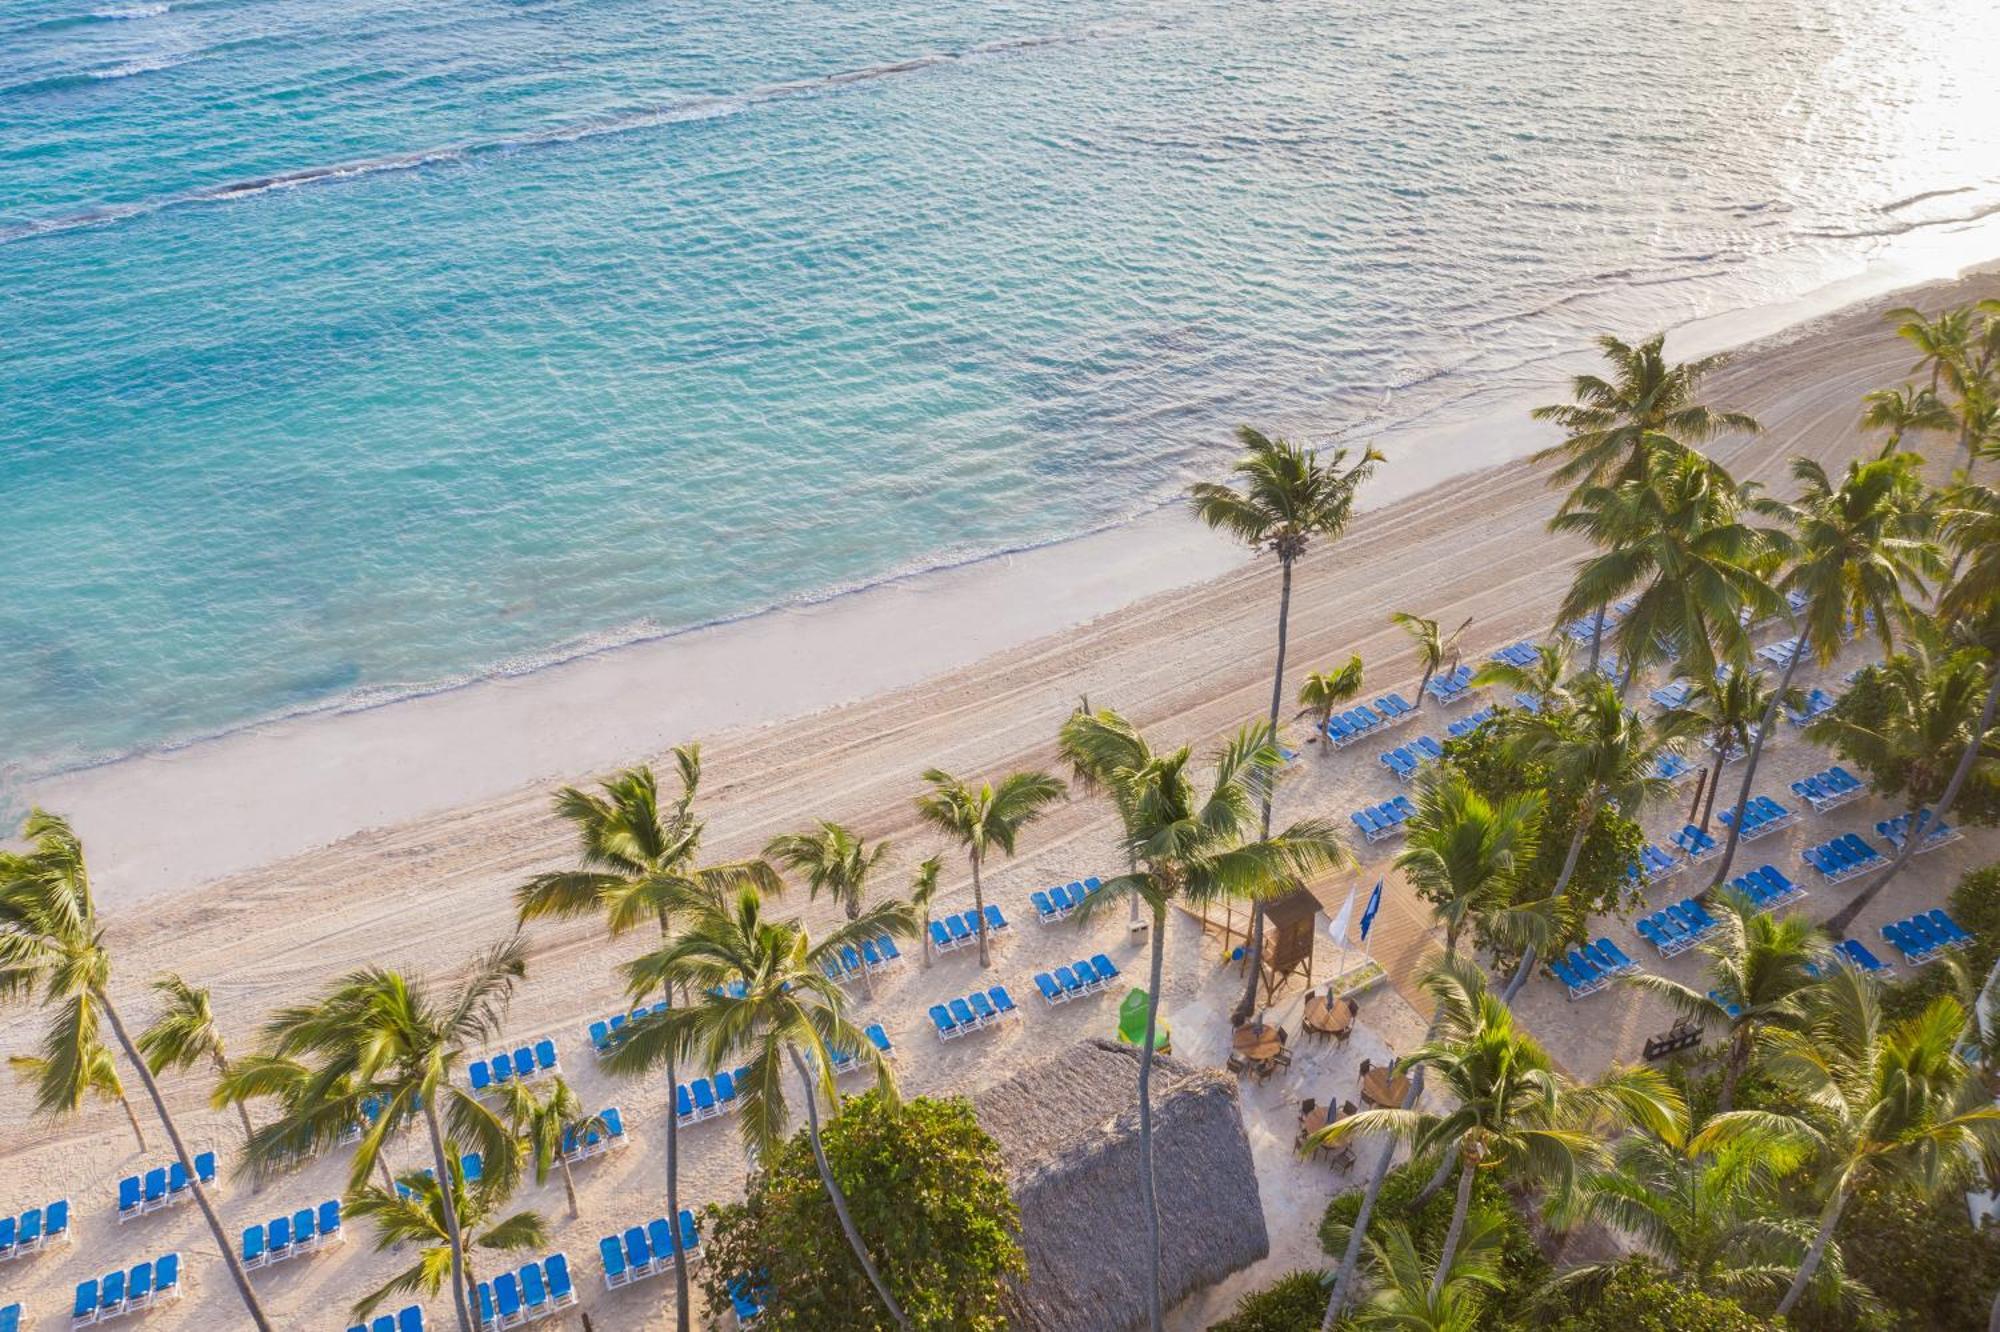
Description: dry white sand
xmin=4 ymin=265 xmax=1999 ymax=1330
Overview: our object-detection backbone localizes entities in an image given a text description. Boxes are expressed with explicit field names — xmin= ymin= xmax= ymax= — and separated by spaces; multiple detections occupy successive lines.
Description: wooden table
xmin=1303 ymin=994 xmax=1357 ymax=1038
xmin=1361 ymin=1065 xmax=1410 ymax=1109
xmin=1297 ymin=1104 xmax=1333 ymax=1137
xmin=1232 ymin=1022 xmax=1284 ymax=1062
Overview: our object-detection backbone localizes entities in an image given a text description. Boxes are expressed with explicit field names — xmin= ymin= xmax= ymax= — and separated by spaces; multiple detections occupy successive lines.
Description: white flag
xmin=1326 ymin=882 xmax=1359 ymax=948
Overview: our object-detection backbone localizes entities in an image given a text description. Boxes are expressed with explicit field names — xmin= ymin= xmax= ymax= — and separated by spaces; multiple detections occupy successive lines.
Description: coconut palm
xmin=1298 ymin=655 xmax=1366 ymax=747
xmin=215 ymin=1053 xmax=397 ymax=1188
xmin=1313 ymin=961 xmax=1679 ymax=1295
xmin=604 ymin=887 xmax=918 ymax=1330
xmin=1550 ymin=451 xmax=1784 ymax=687
xmin=1531 ymin=332 xmax=1761 ymax=491
xmin=1470 ymin=639 xmax=1576 ymax=713
xmin=1058 ymin=708 xmax=1349 ymax=1332
xmin=0 ymin=811 xmax=275 ymax=1331
xmin=763 ymin=822 xmax=888 ymax=923
xmin=1861 ymin=384 xmax=1955 ymax=454
xmin=909 ymin=854 xmax=942 ymax=969
xmin=7 ymin=1044 xmax=147 ymax=1148
xmin=514 ymin=752 xmax=777 ymax=1332
xmin=913 ymin=768 xmax=1065 ymax=969
xmin=497 ymin=1074 xmax=603 ymax=1219
xmin=1887 ymin=304 xmax=1977 ymax=399
xmin=1708 ymin=453 xmax=1940 ymax=890
xmin=245 ymin=938 xmax=529 ymax=1332
xmin=1350 ymin=1210 xmax=1509 ymax=1332
xmin=1700 ymin=968 xmax=2000 ymax=1317
xmin=1192 ymin=427 xmax=1378 ymax=1022
xmin=1392 ymin=613 xmax=1472 ymax=707
xmin=138 ymin=973 xmax=258 ymax=1150
xmin=344 ymin=1154 xmax=545 ymax=1321
xmin=1626 ymin=894 xmax=1823 ymax=1112
xmin=1658 ymin=665 xmax=1800 ymax=833
xmin=1816 ymin=641 xmax=1994 ymax=936
xmin=1394 ymin=768 xmax=1545 ymax=964
xmin=1499 ymin=676 xmax=1678 ymax=1002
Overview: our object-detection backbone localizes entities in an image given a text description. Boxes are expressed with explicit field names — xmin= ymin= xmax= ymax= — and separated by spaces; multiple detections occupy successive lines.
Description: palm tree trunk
xmin=1588 ymin=604 xmax=1607 ymax=672
xmin=1322 ymin=1041 xmax=1439 ymax=1328
xmin=920 ymin=912 xmax=932 ymax=969
xmin=1412 ymin=1147 xmax=1457 ymax=1208
xmin=1235 ymin=557 xmax=1295 ymax=1026
xmin=653 ymin=916 xmax=692 ymax=1332
xmin=1139 ymin=903 xmax=1168 ymax=1332
xmin=1776 ymin=1186 xmax=1848 ymax=1317
xmin=1698 ymin=742 xmax=1731 ymax=832
xmin=1825 ymin=662 xmax=1999 ymax=938
xmin=118 ymin=1091 xmax=149 ymax=1150
xmin=787 ymin=1048 xmax=910 ymax=1331
xmin=1718 ymin=1026 xmax=1750 ymax=1114
xmin=96 ymin=990 xmax=275 ymax=1332
xmin=1709 ymin=647 xmax=1805 ymax=891
xmin=420 ymin=1099 xmax=478 ymax=1332
xmin=1430 ymin=1152 xmax=1478 ymax=1300
xmin=560 ymin=1156 xmax=579 ymax=1219
xmin=378 ymin=1155 xmax=395 ymax=1193
xmin=1498 ymin=786 xmax=1596 ymax=1006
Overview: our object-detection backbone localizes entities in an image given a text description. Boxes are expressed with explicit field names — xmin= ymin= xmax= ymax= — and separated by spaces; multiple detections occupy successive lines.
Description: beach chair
xmin=929 ymin=1004 xmax=959 ymax=1041
xmin=1030 ymin=890 xmax=1061 ymax=924
xmin=1089 ymin=953 xmax=1121 ymax=985
xmin=966 ymin=991 xmax=998 ymax=1025
xmin=983 ymin=904 xmax=1009 ymax=935
xmin=1837 ymin=939 xmax=1891 ymax=975
xmin=948 ymin=996 xmax=979 ymax=1033
xmin=1033 ymin=972 xmax=1066 ymax=1006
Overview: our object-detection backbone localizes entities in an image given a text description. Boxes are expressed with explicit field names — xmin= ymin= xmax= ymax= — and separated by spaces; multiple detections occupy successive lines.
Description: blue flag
xmin=1358 ymin=880 xmax=1383 ymax=943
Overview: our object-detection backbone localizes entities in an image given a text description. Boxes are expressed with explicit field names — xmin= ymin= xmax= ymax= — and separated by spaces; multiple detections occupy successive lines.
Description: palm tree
xmin=763 ymin=822 xmax=889 ymax=923
xmin=0 ymin=811 xmax=275 ymax=1331
xmin=246 ymin=938 xmax=529 ymax=1332
xmin=1833 ymin=481 xmax=2000 ymax=922
xmin=1887 ymin=304 xmax=1977 ymax=399
xmin=1058 ymin=709 xmax=1349 ymax=1332
xmin=1313 ymin=960 xmax=1679 ymax=1294
xmin=1394 ymin=768 xmax=1545 ymax=964
xmin=1861 ymin=384 xmax=1954 ymax=454
xmin=345 ymin=1155 xmax=545 ymax=1321
xmin=498 ymin=1074 xmax=603 ymax=1219
xmin=1499 ymin=676 xmax=1677 ymax=1002
xmin=1470 ymin=639 xmax=1575 ymax=713
xmin=213 ymin=1053 xmax=397 ymax=1188
xmin=1350 ymin=1211 xmax=1509 ymax=1332
xmin=605 ymin=887 xmax=918 ymax=1330
xmin=138 ymin=973 xmax=258 ymax=1151
xmin=1658 ymin=665 xmax=1799 ymax=832
xmin=1708 ymin=453 xmax=1940 ymax=891
xmin=1298 ymin=655 xmax=1366 ymax=747
xmin=1392 ymin=613 xmax=1472 ymax=706
xmin=1817 ymin=641 xmax=1994 ymax=936
xmin=1191 ymin=426 xmax=1379 ymax=1022
xmin=1531 ymin=332 xmax=1760 ymax=491
xmin=514 ymin=753 xmax=777 ymax=1332
xmin=913 ymin=768 xmax=1065 ymax=969
xmin=909 ymin=854 xmax=942 ymax=969
xmin=1700 ymin=968 xmax=2000 ymax=1317
xmin=1550 ymin=451 xmax=1783 ymax=686
xmin=8 ymin=1043 xmax=148 ymax=1149
xmin=1626 ymin=894 xmax=1823 ymax=1111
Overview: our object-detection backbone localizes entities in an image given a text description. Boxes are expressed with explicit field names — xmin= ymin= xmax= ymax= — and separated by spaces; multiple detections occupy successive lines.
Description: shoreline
xmin=19 ymin=233 xmax=2000 ymax=899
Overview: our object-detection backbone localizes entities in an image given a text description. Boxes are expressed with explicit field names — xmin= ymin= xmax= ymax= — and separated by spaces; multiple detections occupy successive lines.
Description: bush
xmin=1319 ymin=1160 xmax=1548 ymax=1325
xmin=1207 ymin=1269 xmax=1328 ymax=1332
xmin=1795 ymin=1180 xmax=2000 ymax=1331
xmin=695 ymin=1091 xmax=1024 ymax=1331
xmin=1545 ymin=1259 xmax=1775 ymax=1330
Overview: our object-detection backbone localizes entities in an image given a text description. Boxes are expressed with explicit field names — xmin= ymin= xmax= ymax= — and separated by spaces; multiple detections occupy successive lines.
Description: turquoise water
xmin=4 ymin=0 xmax=1998 ymax=777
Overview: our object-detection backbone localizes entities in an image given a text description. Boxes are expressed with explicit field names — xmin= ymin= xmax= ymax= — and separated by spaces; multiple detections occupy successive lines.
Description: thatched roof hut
xmin=974 ymin=1038 xmax=1269 ymax=1332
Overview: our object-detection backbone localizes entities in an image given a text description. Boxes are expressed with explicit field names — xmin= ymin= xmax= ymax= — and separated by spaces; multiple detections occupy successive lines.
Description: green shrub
xmin=1792 ymin=1180 xmax=2000 ymax=1331
xmin=1544 ymin=1259 xmax=1775 ymax=1330
xmin=694 ymin=1091 xmax=1023 ymax=1331
xmin=1207 ymin=1269 xmax=1328 ymax=1332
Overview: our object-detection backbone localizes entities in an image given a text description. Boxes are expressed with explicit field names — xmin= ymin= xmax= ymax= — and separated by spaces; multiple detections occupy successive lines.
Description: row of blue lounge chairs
xmin=1445 ymin=705 xmax=1497 ymax=739
xmin=1033 ymin=955 xmax=1121 ymax=1005
xmin=0 ymin=1199 xmax=69 ymax=1262
xmin=676 ymin=1069 xmax=754 ymax=1126
xmin=71 ymin=1254 xmax=180 ymax=1327
xmin=1757 ymin=636 xmax=1807 ymax=667
xmin=1672 ymin=824 xmax=1720 ymax=863
xmin=1880 ymin=810 xmax=1962 ymax=853
xmin=1325 ymin=693 xmax=1420 ymax=746
xmin=1792 ymin=765 xmax=1865 ymax=812
xmin=476 ymin=1253 xmax=576 ymax=1329
xmin=1803 ymin=833 xmax=1883 ymax=884
xmin=1883 ymin=910 xmax=1972 ymax=965
xmin=1378 ymin=735 xmax=1445 ymax=780
xmin=823 ymin=934 xmax=904 ymax=982
xmin=1653 ymin=752 xmax=1697 ymax=784
xmin=1550 ymin=939 xmax=1639 ymax=999
xmin=1031 ymin=878 xmax=1104 ymax=923
xmin=1489 ymin=640 xmax=1539 ymax=669
xmin=241 ymin=1199 xmax=342 ymax=1270
xmin=1648 ymin=679 xmax=1692 ymax=711
xmin=600 ymin=1211 xmax=701 ymax=1288
xmin=557 ymin=1107 xmax=627 ymax=1164
xmin=931 ymin=907 xmax=1007 ymax=953
xmin=1627 ymin=843 xmax=1683 ymax=888
xmin=1637 ymin=898 xmax=1722 ymax=958
xmin=346 ymin=1308 xmax=424 ymax=1332
xmin=116 ymin=1153 xmax=215 ymax=1222
xmin=1424 ymin=665 xmax=1477 ymax=706
xmin=827 ymin=1024 xmax=894 ymax=1076
xmin=588 ymin=1001 xmax=669 ymax=1059
xmin=930 ymin=987 xmax=1022 ymax=1040
xmin=1832 ymin=939 xmax=1893 ymax=975
xmin=1350 ymin=795 xmax=1415 ymax=844
xmin=1785 ymin=687 xmax=1839 ymax=726
xmin=468 ymin=1039 xmax=559 ymax=1092
xmin=1727 ymin=865 xmax=1807 ymax=912
xmin=1718 ymin=795 xmax=1796 ymax=841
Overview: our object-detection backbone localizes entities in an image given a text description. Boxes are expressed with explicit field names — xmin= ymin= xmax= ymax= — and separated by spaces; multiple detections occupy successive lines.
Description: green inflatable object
xmin=1117 ymin=987 xmax=1170 ymax=1053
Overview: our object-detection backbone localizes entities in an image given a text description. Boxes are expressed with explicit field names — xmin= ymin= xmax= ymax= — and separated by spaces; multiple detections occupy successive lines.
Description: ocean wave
xmin=93 ymin=3 xmax=170 ymax=18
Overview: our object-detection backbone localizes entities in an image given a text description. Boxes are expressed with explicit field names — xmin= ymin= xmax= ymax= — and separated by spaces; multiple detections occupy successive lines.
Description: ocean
xmin=3 ymin=0 xmax=1998 ymax=781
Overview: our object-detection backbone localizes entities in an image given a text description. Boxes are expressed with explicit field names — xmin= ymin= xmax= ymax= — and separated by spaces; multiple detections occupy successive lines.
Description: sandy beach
xmin=6 ymin=263 xmax=2000 ymax=1330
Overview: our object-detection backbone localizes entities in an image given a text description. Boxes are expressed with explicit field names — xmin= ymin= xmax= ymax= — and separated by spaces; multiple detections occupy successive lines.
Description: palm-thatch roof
xmin=974 ymin=1038 xmax=1269 ymax=1332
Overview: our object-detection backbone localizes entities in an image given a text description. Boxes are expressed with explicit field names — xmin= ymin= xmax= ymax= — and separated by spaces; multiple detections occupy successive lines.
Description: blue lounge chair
xmin=966 ymin=991 xmax=997 ymax=1024
xmin=1034 ymin=972 xmax=1065 ymax=1006
xmin=929 ymin=1004 xmax=958 ymax=1040
xmin=1089 ymin=953 xmax=1121 ymax=984
xmin=990 ymin=986 xmax=1018 ymax=1017
xmin=948 ymin=996 xmax=978 ymax=1030
xmin=1031 ymin=890 xmax=1062 ymax=924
